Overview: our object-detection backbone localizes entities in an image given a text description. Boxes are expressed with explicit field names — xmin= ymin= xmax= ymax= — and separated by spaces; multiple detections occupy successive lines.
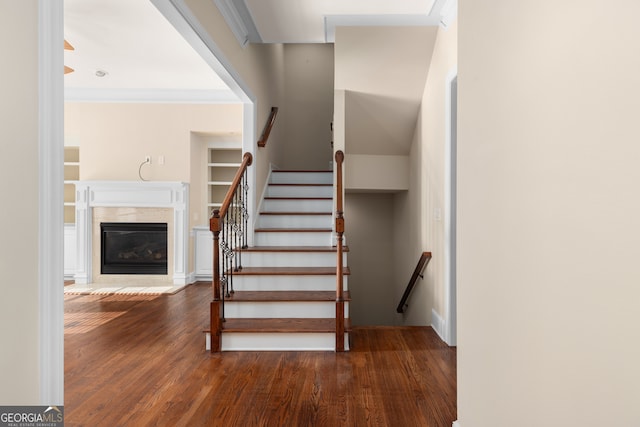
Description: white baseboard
xmin=452 ymin=421 xmax=462 ymax=427
xmin=187 ymin=272 xmax=197 ymax=284
xmin=431 ymin=308 xmax=446 ymax=342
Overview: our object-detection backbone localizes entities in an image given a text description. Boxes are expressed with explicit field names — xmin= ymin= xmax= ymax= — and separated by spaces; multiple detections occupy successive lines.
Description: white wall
xmin=0 ymin=0 xmax=41 ymax=404
xmin=458 ymin=1 xmax=640 ymax=425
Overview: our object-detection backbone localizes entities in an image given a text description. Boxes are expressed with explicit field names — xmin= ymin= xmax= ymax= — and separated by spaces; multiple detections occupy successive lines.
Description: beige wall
xmin=184 ymin=0 xmax=285 ymax=202
xmin=280 ymin=44 xmax=334 ymax=169
xmin=64 ymin=102 xmax=242 ymax=227
xmin=458 ymin=1 xmax=640 ymax=425
xmin=393 ymin=21 xmax=458 ymax=327
xmin=0 ymin=0 xmax=41 ymax=404
xmin=335 ymin=27 xmax=437 ymax=156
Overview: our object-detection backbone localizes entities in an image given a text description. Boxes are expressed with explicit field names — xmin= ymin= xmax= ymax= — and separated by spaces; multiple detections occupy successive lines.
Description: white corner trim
xmin=38 ymin=0 xmax=64 ymax=405
xmin=431 ymin=308 xmax=446 ymax=342
xmin=439 ymin=0 xmax=458 ymax=28
xmin=444 ymin=66 xmax=458 ymax=347
xmin=452 ymin=421 xmax=462 ymax=427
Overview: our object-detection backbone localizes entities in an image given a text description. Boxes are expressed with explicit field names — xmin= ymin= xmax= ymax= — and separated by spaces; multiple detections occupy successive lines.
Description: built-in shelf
xmin=208 ymin=148 xmax=241 ymax=216
xmin=64 ymin=146 xmax=79 ymax=223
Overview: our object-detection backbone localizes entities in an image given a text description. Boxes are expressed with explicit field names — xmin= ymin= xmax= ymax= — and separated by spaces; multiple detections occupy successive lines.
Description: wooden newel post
xmin=335 ymin=151 xmax=345 ymax=352
xmin=210 ymin=209 xmax=222 ymax=352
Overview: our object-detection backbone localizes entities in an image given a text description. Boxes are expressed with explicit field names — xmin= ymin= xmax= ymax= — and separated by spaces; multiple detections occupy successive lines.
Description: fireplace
xmin=101 ymin=222 xmax=168 ymax=275
xmin=73 ymin=181 xmax=188 ymax=285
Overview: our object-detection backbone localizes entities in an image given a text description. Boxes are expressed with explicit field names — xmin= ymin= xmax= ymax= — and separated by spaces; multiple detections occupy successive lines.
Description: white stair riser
xmin=255 ymin=231 xmax=332 ymax=246
xmin=224 ymin=301 xmax=349 ymax=318
xmin=217 ymin=332 xmax=350 ymax=351
xmin=241 ymin=251 xmax=347 ymax=267
xmin=270 ymin=172 xmax=333 ymax=185
xmin=262 ymin=199 xmax=333 ymax=212
xmin=257 ymin=214 xmax=332 ymax=229
xmin=267 ymin=185 xmax=333 ymax=198
xmin=229 ymin=275 xmax=348 ymax=291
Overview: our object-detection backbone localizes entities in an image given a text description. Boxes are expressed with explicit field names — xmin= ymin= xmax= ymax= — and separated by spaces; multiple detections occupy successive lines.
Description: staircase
xmin=206 ymin=169 xmax=351 ymax=351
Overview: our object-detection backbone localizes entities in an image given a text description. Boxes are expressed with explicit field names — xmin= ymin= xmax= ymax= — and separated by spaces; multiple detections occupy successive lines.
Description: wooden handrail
xmin=218 ymin=152 xmax=252 ymax=218
xmin=209 ymin=152 xmax=253 ymax=352
xmin=334 ymin=150 xmax=345 ymax=351
xmin=257 ymin=107 xmax=278 ymax=147
xmin=396 ymin=252 xmax=432 ymax=313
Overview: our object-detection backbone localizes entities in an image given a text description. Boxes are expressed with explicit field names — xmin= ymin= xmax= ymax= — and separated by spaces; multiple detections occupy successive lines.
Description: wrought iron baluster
xmin=209 ymin=152 xmax=253 ymax=352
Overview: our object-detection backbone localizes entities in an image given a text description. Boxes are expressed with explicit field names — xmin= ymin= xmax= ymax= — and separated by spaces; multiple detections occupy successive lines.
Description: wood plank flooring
xmin=64 ymin=282 xmax=457 ymax=426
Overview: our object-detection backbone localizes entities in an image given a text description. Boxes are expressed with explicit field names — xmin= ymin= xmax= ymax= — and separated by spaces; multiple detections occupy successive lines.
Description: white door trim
xmin=444 ymin=67 xmax=458 ymax=346
xmin=38 ymin=0 xmax=64 ymax=405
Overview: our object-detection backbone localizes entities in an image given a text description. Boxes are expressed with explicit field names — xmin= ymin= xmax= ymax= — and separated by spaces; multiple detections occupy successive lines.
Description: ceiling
xmin=63 ymin=0 xmax=235 ymax=102
xmin=64 ymin=0 xmax=455 ymax=102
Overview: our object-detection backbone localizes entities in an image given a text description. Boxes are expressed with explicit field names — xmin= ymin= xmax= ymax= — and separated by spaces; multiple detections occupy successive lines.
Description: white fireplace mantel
xmin=73 ymin=181 xmax=189 ymax=286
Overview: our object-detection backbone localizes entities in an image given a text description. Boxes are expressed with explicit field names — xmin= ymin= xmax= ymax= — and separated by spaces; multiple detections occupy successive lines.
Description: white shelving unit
xmin=64 ymin=146 xmax=79 ymax=223
xmin=207 ymin=148 xmax=242 ymax=214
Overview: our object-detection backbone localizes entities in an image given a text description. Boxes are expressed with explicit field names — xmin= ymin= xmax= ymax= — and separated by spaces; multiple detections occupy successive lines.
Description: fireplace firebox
xmin=101 ymin=222 xmax=168 ymax=275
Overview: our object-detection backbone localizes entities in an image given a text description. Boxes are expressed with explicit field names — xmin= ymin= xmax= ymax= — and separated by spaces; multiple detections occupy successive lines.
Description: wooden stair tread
xmin=264 ymin=197 xmax=332 ymax=200
xmin=238 ymin=245 xmax=349 ymax=252
xmin=232 ymin=266 xmax=350 ymax=275
xmin=227 ymin=291 xmax=351 ymax=302
xmin=259 ymin=211 xmax=331 ymax=215
xmin=221 ymin=318 xmax=352 ymax=333
xmin=255 ymin=228 xmax=332 ymax=232
xmin=269 ymin=183 xmax=332 ymax=187
xmin=273 ymin=170 xmax=332 ymax=173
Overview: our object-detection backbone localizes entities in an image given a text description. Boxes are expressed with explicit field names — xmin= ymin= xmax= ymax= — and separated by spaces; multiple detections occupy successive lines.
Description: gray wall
xmin=345 ymin=193 xmax=396 ymax=325
xmin=280 ymin=44 xmax=334 ymax=169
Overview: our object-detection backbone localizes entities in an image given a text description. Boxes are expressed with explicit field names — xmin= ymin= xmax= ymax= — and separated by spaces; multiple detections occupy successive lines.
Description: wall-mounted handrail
xmin=209 ymin=152 xmax=253 ymax=352
xmin=396 ymin=252 xmax=432 ymax=314
xmin=257 ymin=107 xmax=278 ymax=148
xmin=334 ymin=150 xmax=345 ymax=351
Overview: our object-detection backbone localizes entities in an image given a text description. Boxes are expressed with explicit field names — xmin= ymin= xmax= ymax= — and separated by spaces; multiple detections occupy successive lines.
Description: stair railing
xmin=257 ymin=107 xmax=278 ymax=148
xmin=334 ymin=150 xmax=345 ymax=351
xmin=209 ymin=152 xmax=253 ymax=352
xmin=396 ymin=252 xmax=433 ymax=313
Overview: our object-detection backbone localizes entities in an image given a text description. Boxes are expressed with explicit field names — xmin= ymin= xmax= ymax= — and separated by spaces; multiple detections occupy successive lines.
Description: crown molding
xmin=213 ymin=0 xmax=262 ymax=47
xmin=64 ymin=88 xmax=240 ymax=103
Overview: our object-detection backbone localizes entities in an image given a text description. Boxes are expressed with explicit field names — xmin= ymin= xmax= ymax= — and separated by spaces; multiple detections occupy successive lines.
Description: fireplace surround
xmin=73 ymin=181 xmax=189 ymax=286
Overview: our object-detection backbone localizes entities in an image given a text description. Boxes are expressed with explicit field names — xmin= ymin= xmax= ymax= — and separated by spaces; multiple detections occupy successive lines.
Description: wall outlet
xmin=145 ymin=155 xmax=151 ymax=164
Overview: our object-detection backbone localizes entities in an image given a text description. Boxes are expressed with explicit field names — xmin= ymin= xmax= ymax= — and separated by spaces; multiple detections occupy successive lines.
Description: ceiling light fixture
xmin=95 ymin=70 xmax=108 ymax=77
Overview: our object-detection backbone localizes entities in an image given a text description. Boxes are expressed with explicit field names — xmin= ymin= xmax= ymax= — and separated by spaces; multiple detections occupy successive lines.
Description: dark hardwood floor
xmin=64 ymin=282 xmax=457 ymax=426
